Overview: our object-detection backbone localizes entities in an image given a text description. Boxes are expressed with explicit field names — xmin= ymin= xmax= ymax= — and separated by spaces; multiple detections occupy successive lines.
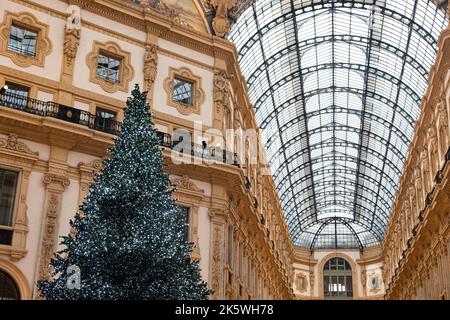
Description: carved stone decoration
xmin=190 ymin=206 xmax=201 ymax=261
xmin=66 ymin=5 xmax=81 ymax=30
xmin=143 ymin=44 xmax=158 ymax=99
xmin=420 ymin=145 xmax=432 ymax=194
xmin=37 ymin=173 xmax=70 ymax=286
xmin=163 ymin=67 xmax=205 ymax=115
xmin=38 ymin=193 xmax=60 ymax=280
xmin=78 ymin=159 xmax=102 ymax=205
xmin=427 ymin=122 xmax=439 ymax=175
xmin=150 ymin=1 xmax=193 ymax=29
xmin=62 ymin=27 xmax=80 ymax=77
xmin=414 ymin=166 xmax=423 ymax=210
xmin=294 ymin=273 xmax=308 ymax=293
xmin=0 ymin=133 xmax=39 ymax=156
xmin=43 ymin=173 xmax=71 ymax=189
xmin=171 ymin=175 xmax=205 ymax=193
xmin=0 ymin=11 xmax=52 ymax=67
xmin=210 ymin=0 xmax=237 ymax=37
xmin=436 ymin=96 xmax=449 ymax=158
xmin=211 ymin=224 xmax=224 ymax=299
xmin=86 ymin=41 xmax=135 ymax=93
xmin=213 ymin=69 xmax=231 ymax=115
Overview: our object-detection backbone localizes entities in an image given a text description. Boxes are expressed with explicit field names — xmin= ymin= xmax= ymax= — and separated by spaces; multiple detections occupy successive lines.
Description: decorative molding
xmin=213 ymin=69 xmax=231 ymax=117
xmin=163 ymin=66 xmax=205 ymax=116
xmin=86 ymin=40 xmax=135 ymax=93
xmin=210 ymin=0 xmax=237 ymax=37
xmin=143 ymin=43 xmax=158 ymax=101
xmin=211 ymin=223 xmax=225 ymax=299
xmin=0 ymin=259 xmax=31 ymax=299
xmin=0 ymin=133 xmax=38 ymax=261
xmin=0 ymin=11 xmax=52 ymax=68
xmin=63 ymin=27 xmax=80 ymax=73
xmin=0 ymin=133 xmax=39 ymax=156
xmin=171 ymin=175 xmax=205 ymax=193
xmin=294 ymin=272 xmax=308 ymax=293
xmin=43 ymin=173 xmax=71 ymax=190
xmin=37 ymin=192 xmax=60 ymax=281
xmin=317 ymin=252 xmax=359 ymax=299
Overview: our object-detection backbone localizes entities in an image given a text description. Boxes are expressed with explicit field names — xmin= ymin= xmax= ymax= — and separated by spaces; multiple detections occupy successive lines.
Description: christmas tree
xmin=37 ymin=85 xmax=210 ymax=300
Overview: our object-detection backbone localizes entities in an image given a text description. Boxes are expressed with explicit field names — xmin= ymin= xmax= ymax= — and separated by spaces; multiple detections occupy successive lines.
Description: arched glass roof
xmin=229 ymin=0 xmax=448 ymax=249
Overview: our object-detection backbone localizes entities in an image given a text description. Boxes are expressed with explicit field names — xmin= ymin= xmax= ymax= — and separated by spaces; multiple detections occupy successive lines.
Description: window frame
xmin=0 ymin=11 xmax=52 ymax=67
xmin=96 ymin=51 xmax=122 ymax=84
xmin=86 ymin=41 xmax=134 ymax=93
xmin=0 ymin=167 xmax=20 ymax=228
xmin=163 ymin=67 xmax=205 ymax=116
xmin=7 ymin=23 xmax=38 ymax=57
xmin=172 ymin=76 xmax=194 ymax=106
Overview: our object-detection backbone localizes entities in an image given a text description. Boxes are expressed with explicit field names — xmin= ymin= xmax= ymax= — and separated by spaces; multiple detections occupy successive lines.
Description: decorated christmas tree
xmin=37 ymin=85 xmax=210 ymax=300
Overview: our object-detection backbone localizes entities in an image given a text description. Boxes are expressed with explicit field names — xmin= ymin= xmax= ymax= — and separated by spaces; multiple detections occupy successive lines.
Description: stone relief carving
xmin=0 ymin=133 xmax=39 ymax=155
xmin=427 ymin=122 xmax=438 ymax=174
xmin=150 ymin=1 xmax=193 ymax=29
xmin=420 ymin=145 xmax=431 ymax=193
xmin=143 ymin=44 xmax=158 ymax=96
xmin=38 ymin=193 xmax=59 ymax=280
xmin=66 ymin=5 xmax=81 ymax=30
xmin=210 ymin=0 xmax=237 ymax=37
xmin=63 ymin=26 xmax=80 ymax=68
xmin=171 ymin=175 xmax=204 ymax=193
xmin=213 ymin=69 xmax=231 ymax=115
xmin=436 ymin=96 xmax=449 ymax=156
xmin=294 ymin=273 xmax=308 ymax=293
xmin=211 ymin=224 xmax=224 ymax=299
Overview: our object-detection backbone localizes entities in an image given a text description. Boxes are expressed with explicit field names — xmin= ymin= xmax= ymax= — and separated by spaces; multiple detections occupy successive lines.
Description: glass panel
xmin=228 ymin=0 xmax=448 ymax=249
xmin=8 ymin=24 xmax=37 ymax=57
xmin=95 ymin=108 xmax=117 ymax=132
xmin=97 ymin=53 xmax=121 ymax=83
xmin=173 ymin=78 xmax=193 ymax=105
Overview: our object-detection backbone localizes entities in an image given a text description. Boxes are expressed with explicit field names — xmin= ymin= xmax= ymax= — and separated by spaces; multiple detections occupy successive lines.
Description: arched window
xmin=323 ymin=257 xmax=353 ymax=299
xmin=0 ymin=270 xmax=19 ymax=300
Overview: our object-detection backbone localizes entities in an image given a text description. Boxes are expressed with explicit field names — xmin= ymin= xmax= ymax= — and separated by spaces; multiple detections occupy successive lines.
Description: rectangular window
xmin=0 ymin=169 xmax=18 ymax=227
xmin=97 ymin=52 xmax=121 ymax=83
xmin=95 ymin=107 xmax=117 ymax=132
xmin=172 ymin=77 xmax=193 ymax=105
xmin=2 ymin=82 xmax=29 ymax=109
xmin=8 ymin=24 xmax=37 ymax=57
xmin=179 ymin=206 xmax=190 ymax=242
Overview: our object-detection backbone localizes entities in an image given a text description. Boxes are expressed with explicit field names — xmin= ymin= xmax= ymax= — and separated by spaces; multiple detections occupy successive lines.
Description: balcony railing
xmin=0 ymin=91 xmax=240 ymax=166
xmin=0 ymin=91 xmax=122 ymax=135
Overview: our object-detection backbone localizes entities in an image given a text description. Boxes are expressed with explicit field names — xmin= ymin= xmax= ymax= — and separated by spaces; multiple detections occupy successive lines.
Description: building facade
xmin=382 ymin=24 xmax=450 ymax=300
xmin=0 ymin=0 xmax=293 ymax=300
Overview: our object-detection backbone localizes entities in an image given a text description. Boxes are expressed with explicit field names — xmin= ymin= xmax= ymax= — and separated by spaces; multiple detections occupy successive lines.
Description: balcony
xmin=0 ymin=91 xmax=121 ymax=135
xmin=0 ymin=91 xmax=240 ymax=166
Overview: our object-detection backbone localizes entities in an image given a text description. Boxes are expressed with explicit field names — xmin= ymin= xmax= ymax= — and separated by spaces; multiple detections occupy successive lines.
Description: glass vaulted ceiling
xmin=229 ymin=0 xmax=448 ymax=249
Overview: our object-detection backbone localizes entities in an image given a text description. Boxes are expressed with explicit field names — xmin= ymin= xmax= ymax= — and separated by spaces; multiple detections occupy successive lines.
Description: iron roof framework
xmin=229 ymin=0 xmax=448 ymax=249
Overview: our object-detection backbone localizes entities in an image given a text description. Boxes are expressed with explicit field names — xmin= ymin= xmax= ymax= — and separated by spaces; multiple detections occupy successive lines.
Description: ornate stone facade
xmin=382 ymin=27 xmax=450 ymax=300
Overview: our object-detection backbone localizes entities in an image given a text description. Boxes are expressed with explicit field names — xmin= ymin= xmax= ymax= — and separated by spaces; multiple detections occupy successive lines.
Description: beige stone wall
xmin=0 ymin=0 xmax=293 ymax=300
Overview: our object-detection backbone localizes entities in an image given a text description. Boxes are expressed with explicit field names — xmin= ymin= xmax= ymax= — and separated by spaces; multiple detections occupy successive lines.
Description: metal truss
xmin=229 ymin=0 xmax=448 ymax=249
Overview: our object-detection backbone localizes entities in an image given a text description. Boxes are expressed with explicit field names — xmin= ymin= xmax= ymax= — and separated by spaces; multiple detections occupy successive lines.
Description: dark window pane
xmin=0 ymin=271 xmax=19 ymax=300
xmin=0 ymin=169 xmax=18 ymax=227
xmin=173 ymin=78 xmax=193 ymax=105
xmin=95 ymin=108 xmax=116 ymax=132
xmin=179 ymin=206 xmax=190 ymax=241
xmin=8 ymin=25 xmax=37 ymax=57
